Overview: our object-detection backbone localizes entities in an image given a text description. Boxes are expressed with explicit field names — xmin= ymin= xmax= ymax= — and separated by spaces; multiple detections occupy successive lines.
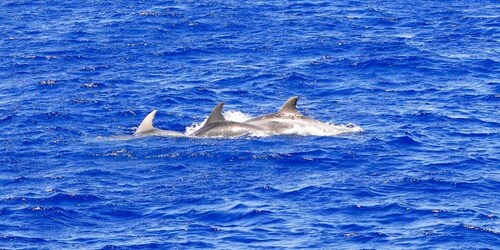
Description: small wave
xmin=38 ymin=80 xmax=57 ymax=86
xmin=0 ymin=235 xmax=48 ymax=244
xmin=390 ymin=135 xmax=421 ymax=146
xmin=412 ymin=111 xmax=447 ymax=122
xmin=39 ymin=193 xmax=102 ymax=205
xmin=81 ymin=82 xmax=106 ymax=89
xmin=101 ymin=242 xmax=202 ymax=249
xmin=350 ymin=56 xmax=429 ymax=68
xmin=30 ymin=111 xmax=71 ymax=121
xmin=0 ymin=114 xmax=14 ymax=123
xmin=0 ymin=207 xmax=13 ymax=216
xmin=3 ymin=192 xmax=102 ymax=205
xmin=78 ymin=168 xmax=113 ymax=176
xmin=72 ymin=98 xmax=102 ymax=104
xmin=462 ymin=224 xmax=500 ymax=235
xmin=175 ymin=208 xmax=274 ymax=225
xmin=46 ymin=193 xmax=101 ymax=202
xmin=450 ymin=131 xmax=497 ymax=137
xmin=98 ymin=208 xmax=143 ymax=220
xmin=100 ymin=149 xmax=134 ymax=158
xmin=153 ymin=47 xmax=210 ymax=57
xmin=79 ymin=65 xmax=109 ymax=71
xmin=47 ymin=126 xmax=84 ymax=136
xmin=278 ymin=72 xmax=314 ymax=82
xmin=16 ymin=206 xmax=96 ymax=227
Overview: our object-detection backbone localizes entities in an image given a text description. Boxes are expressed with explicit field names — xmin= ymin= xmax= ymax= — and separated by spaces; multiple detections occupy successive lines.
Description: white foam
xmin=223 ymin=110 xmax=252 ymax=122
xmin=185 ymin=110 xmax=251 ymax=135
xmin=270 ymin=121 xmax=363 ymax=137
xmin=185 ymin=119 xmax=205 ymax=135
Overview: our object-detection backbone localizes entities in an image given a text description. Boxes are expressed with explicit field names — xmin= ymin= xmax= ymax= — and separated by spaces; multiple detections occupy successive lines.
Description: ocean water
xmin=1 ymin=0 xmax=499 ymax=249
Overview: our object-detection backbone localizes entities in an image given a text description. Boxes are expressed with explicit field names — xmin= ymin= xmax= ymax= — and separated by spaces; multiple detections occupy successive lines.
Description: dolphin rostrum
xmin=244 ymin=96 xmax=341 ymax=134
xmin=134 ymin=110 xmax=185 ymax=137
xmin=192 ymin=102 xmax=265 ymax=137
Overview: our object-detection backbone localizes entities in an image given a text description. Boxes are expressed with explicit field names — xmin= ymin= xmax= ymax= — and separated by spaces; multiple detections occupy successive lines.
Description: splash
xmin=185 ymin=110 xmax=254 ymax=136
xmin=279 ymin=122 xmax=363 ymax=136
xmin=223 ymin=110 xmax=252 ymax=123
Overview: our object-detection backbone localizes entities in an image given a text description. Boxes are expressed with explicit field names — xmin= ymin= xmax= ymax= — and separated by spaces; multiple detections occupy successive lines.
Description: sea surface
xmin=1 ymin=0 xmax=499 ymax=249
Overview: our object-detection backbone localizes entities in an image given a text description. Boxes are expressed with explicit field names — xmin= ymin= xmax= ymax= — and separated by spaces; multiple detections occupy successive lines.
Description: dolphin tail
xmin=278 ymin=96 xmax=301 ymax=116
xmin=134 ymin=110 xmax=157 ymax=135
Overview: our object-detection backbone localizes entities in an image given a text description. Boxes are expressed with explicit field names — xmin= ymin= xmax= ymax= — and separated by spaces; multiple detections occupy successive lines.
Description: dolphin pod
xmin=132 ymin=96 xmax=362 ymax=138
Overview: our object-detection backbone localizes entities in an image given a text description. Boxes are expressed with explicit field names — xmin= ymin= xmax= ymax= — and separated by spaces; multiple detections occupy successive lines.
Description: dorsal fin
xmin=205 ymin=102 xmax=226 ymax=124
xmin=278 ymin=96 xmax=300 ymax=116
xmin=134 ymin=110 xmax=157 ymax=135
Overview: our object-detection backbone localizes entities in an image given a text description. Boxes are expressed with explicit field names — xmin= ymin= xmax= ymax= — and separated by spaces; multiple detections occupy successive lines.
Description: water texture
xmin=0 ymin=0 xmax=499 ymax=249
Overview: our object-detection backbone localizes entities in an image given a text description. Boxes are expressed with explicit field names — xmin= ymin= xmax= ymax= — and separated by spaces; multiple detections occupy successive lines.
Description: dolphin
xmin=244 ymin=96 xmax=345 ymax=134
xmin=192 ymin=102 xmax=265 ymax=137
xmin=133 ymin=110 xmax=185 ymax=137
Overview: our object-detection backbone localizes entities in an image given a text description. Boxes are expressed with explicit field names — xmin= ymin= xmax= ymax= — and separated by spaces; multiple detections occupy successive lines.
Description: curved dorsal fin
xmin=134 ymin=110 xmax=157 ymax=135
xmin=205 ymin=102 xmax=226 ymax=124
xmin=278 ymin=96 xmax=300 ymax=116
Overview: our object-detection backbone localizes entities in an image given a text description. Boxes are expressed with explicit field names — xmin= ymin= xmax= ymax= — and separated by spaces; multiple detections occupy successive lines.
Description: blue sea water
xmin=1 ymin=0 xmax=499 ymax=248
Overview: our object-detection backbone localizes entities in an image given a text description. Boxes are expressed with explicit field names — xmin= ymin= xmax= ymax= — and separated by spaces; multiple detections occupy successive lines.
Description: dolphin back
xmin=193 ymin=102 xmax=265 ymax=137
xmin=193 ymin=121 xmax=263 ymax=137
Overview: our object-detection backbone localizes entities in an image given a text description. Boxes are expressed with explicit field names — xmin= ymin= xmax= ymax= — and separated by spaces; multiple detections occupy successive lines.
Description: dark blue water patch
xmin=388 ymin=134 xmax=422 ymax=146
xmin=0 ymin=235 xmax=49 ymax=247
xmin=2 ymin=193 xmax=102 ymax=207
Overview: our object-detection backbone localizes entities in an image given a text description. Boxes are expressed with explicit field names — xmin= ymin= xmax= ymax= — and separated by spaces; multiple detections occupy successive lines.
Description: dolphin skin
xmin=192 ymin=102 xmax=265 ymax=137
xmin=134 ymin=110 xmax=185 ymax=137
xmin=128 ymin=96 xmax=360 ymax=139
xmin=244 ymin=96 xmax=336 ymax=133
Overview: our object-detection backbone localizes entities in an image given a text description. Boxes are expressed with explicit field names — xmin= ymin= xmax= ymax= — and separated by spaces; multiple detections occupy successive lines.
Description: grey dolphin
xmin=244 ymin=96 xmax=338 ymax=133
xmin=192 ymin=102 xmax=265 ymax=137
xmin=134 ymin=110 xmax=185 ymax=137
